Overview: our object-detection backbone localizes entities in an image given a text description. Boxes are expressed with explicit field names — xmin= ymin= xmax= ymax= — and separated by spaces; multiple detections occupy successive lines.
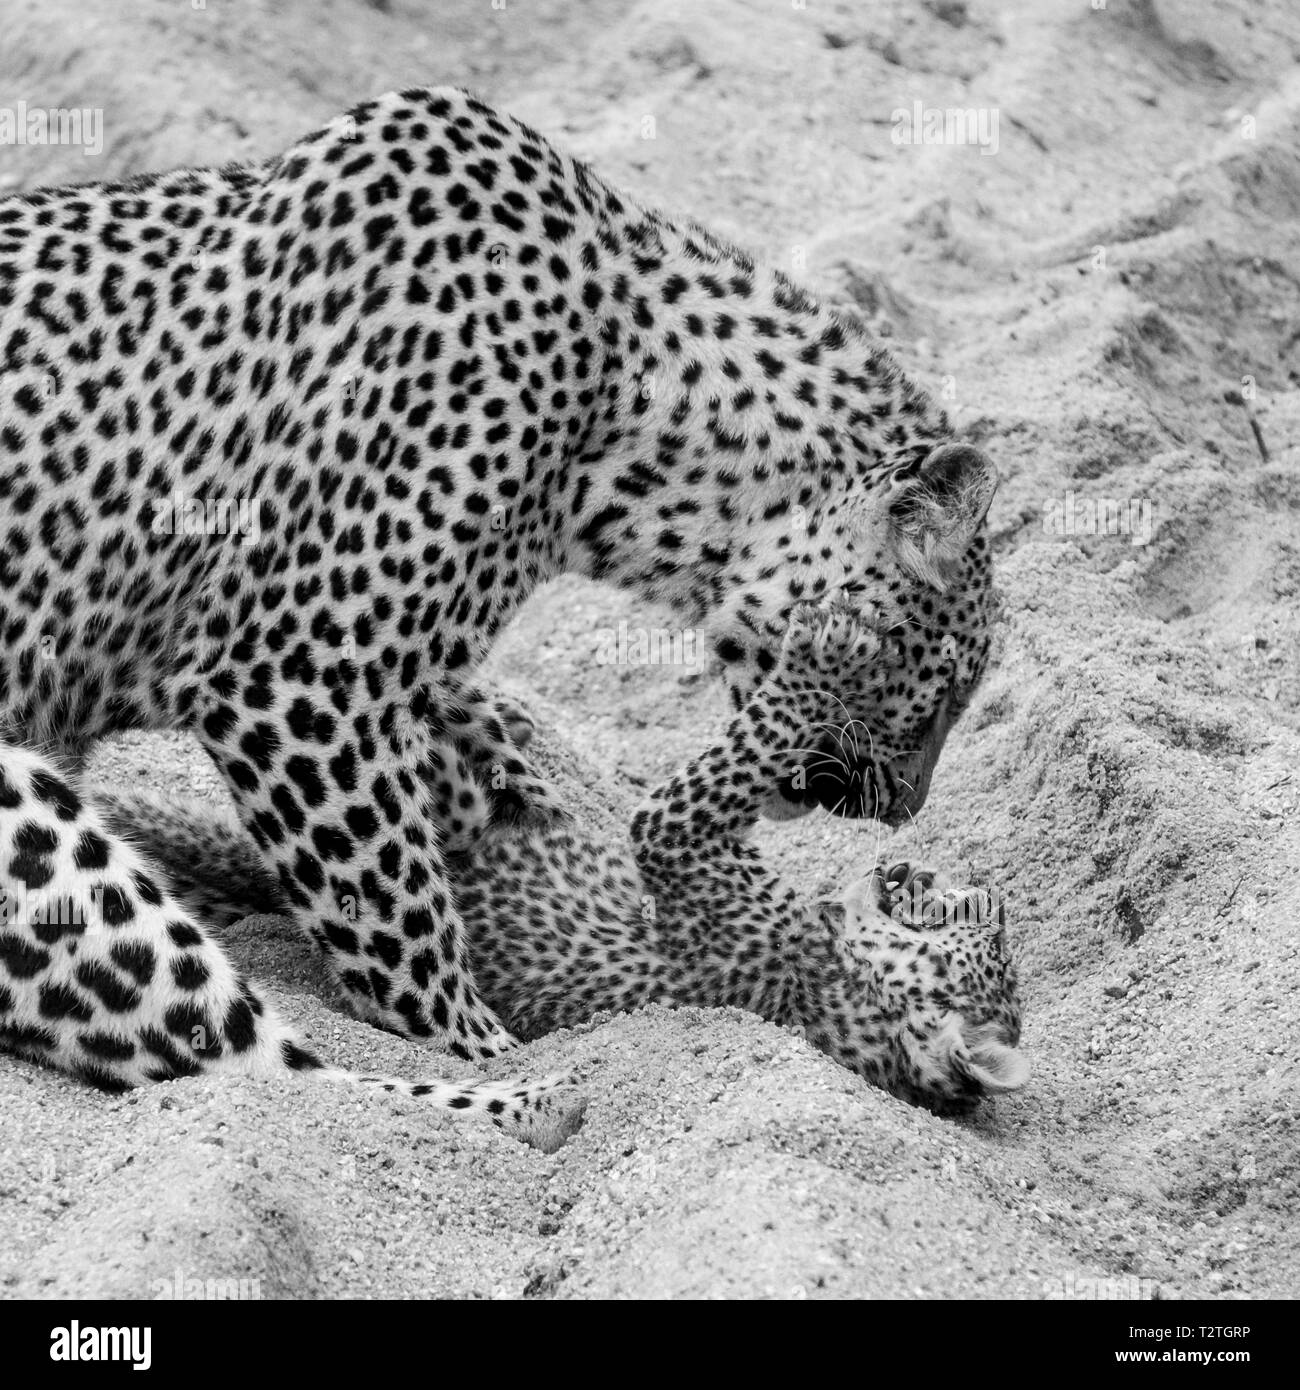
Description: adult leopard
xmin=0 ymin=88 xmax=998 ymax=1099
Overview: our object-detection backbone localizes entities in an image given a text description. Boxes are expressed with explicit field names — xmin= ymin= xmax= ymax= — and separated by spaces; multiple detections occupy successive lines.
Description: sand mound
xmin=2 ymin=0 xmax=1297 ymax=1299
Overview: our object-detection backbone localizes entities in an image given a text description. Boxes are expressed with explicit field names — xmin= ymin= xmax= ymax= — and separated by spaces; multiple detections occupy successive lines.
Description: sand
xmin=1 ymin=0 xmax=1297 ymax=1299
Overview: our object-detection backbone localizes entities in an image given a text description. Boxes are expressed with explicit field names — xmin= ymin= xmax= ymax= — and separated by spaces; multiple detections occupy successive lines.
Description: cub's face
xmin=833 ymin=866 xmax=1026 ymax=1109
xmin=861 ymin=918 xmax=1024 ymax=1110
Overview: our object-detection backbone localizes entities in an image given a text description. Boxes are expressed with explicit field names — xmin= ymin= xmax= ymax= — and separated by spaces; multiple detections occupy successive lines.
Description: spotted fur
xmin=0 ymin=86 xmax=998 ymax=1118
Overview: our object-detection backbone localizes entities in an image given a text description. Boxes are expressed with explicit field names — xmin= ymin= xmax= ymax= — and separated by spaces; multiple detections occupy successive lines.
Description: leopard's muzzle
xmin=764 ymin=690 xmax=961 ymax=827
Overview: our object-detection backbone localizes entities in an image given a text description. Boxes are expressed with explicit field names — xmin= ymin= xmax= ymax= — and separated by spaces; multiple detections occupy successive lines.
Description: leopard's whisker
xmin=800 ymin=757 xmax=852 ymax=778
xmin=785 ymin=745 xmax=852 ymax=764
xmin=822 ymin=693 xmax=857 ymax=727
xmin=853 ymin=721 xmax=881 ymax=766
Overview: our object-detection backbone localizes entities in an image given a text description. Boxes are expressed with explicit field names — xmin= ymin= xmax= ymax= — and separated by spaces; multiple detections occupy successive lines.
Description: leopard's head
xmin=707 ymin=441 xmax=998 ymax=826
xmin=818 ymin=872 xmax=1027 ymax=1111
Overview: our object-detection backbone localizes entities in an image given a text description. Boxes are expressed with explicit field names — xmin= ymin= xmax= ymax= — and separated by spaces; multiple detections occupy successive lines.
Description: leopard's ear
xmin=839 ymin=873 xmax=882 ymax=924
xmin=886 ymin=443 xmax=998 ymax=589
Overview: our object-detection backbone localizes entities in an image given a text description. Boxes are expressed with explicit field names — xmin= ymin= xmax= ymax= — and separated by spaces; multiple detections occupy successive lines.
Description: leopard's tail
xmin=1 ymin=751 xmax=582 ymax=1151
xmin=308 ymin=1056 xmax=585 ymax=1152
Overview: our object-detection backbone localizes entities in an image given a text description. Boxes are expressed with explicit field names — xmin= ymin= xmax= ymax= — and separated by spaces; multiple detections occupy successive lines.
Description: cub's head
xmin=707 ymin=441 xmax=999 ymax=826
xmin=810 ymin=868 xmax=1027 ymax=1112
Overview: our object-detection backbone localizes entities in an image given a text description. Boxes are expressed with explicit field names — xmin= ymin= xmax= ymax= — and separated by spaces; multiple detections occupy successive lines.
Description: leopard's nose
xmin=878 ymin=692 xmax=961 ymax=825
xmin=876 ymin=761 xmax=935 ymax=827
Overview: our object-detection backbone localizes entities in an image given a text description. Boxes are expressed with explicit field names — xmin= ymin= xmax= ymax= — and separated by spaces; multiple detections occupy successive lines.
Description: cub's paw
xmin=483 ymin=759 xmax=573 ymax=833
xmin=444 ymin=687 xmax=537 ymax=761
xmin=423 ymin=743 xmax=570 ymax=856
xmin=866 ymin=860 xmax=1004 ymax=929
xmin=780 ymin=598 xmax=886 ymax=688
xmin=492 ymin=694 xmax=537 ymax=751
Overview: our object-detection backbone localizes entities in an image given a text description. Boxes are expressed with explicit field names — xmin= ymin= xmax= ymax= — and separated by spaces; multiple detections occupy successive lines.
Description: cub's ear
xmin=887 ymin=443 xmax=998 ymax=588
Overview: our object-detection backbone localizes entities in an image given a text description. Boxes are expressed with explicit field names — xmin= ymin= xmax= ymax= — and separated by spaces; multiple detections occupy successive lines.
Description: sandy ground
xmin=1 ymin=0 xmax=1298 ymax=1299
